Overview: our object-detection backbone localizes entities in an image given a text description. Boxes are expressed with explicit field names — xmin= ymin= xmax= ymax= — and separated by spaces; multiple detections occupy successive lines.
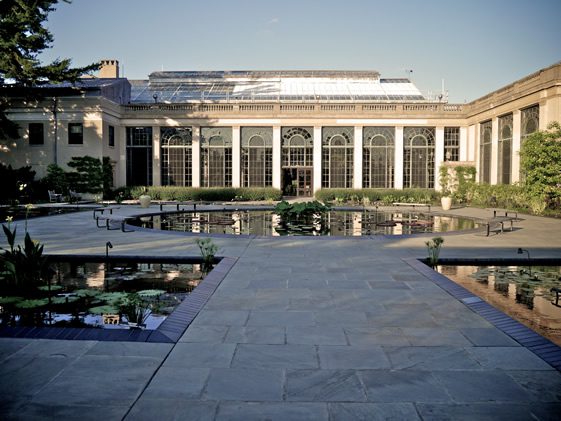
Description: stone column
xmin=394 ymin=126 xmax=404 ymax=189
xmin=117 ymin=126 xmax=127 ymax=187
xmin=459 ymin=126 xmax=468 ymax=161
xmin=152 ymin=125 xmax=161 ymax=186
xmin=435 ymin=127 xmax=445 ymax=191
xmin=512 ymin=110 xmax=522 ymax=183
xmin=353 ymin=126 xmax=363 ymax=189
xmin=232 ymin=126 xmax=241 ymax=187
xmin=313 ymin=126 xmax=322 ymax=193
xmin=272 ymin=126 xmax=282 ymax=190
xmin=491 ymin=118 xmax=499 ymax=185
xmin=192 ymin=125 xmax=201 ymax=187
xmin=475 ymin=123 xmax=481 ymax=182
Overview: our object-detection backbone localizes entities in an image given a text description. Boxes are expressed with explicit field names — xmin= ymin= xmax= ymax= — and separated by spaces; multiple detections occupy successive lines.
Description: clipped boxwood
xmin=127 ymin=186 xmax=282 ymax=202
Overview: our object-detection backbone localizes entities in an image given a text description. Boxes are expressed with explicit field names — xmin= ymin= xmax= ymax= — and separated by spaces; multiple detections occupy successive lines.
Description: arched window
xmin=161 ymin=127 xmax=192 ymax=186
xmin=403 ymin=127 xmax=435 ymax=188
xmin=322 ymin=127 xmax=354 ymax=188
xmin=363 ymin=127 xmax=394 ymax=188
xmin=479 ymin=121 xmax=492 ymax=184
xmin=521 ymin=105 xmax=539 ymax=140
xmin=201 ymin=127 xmax=232 ymax=187
xmin=281 ymin=127 xmax=313 ymax=167
xmin=241 ymin=127 xmax=273 ymax=187
xmin=498 ymin=114 xmax=512 ymax=184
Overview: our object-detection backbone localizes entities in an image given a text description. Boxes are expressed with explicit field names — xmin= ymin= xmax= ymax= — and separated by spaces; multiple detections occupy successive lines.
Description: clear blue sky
xmin=40 ymin=0 xmax=561 ymax=103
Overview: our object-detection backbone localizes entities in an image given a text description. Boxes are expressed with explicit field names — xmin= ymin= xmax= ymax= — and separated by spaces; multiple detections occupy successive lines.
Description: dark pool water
xmin=129 ymin=210 xmax=479 ymax=236
xmin=0 ymin=261 xmax=207 ymax=330
xmin=439 ymin=265 xmax=561 ymax=346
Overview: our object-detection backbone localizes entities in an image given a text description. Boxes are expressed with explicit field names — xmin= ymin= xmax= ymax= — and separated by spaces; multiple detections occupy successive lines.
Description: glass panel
xmin=126 ymin=127 xmax=153 ymax=186
xmin=281 ymin=127 xmax=313 ymax=168
xmin=498 ymin=115 xmax=513 ymax=184
xmin=363 ymin=127 xmax=394 ymax=188
xmin=161 ymin=127 xmax=192 ymax=186
xmin=200 ymin=127 xmax=232 ymax=187
xmin=321 ymin=127 xmax=354 ymax=188
xmin=403 ymin=127 xmax=435 ymax=188
xmin=444 ymin=127 xmax=460 ymax=162
xmin=479 ymin=121 xmax=492 ymax=184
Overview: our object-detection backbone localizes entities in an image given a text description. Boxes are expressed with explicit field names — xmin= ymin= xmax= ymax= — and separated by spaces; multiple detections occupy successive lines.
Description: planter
xmin=139 ymin=194 xmax=151 ymax=208
xmin=441 ymin=196 xmax=452 ymax=211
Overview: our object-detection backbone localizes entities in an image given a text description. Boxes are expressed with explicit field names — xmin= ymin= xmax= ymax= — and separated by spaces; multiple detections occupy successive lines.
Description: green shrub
xmin=127 ymin=186 xmax=282 ymax=202
xmin=315 ymin=189 xmax=439 ymax=205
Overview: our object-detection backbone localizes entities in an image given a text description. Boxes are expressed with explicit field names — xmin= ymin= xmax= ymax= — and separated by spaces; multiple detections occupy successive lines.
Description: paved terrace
xmin=1 ymin=204 xmax=561 ymax=420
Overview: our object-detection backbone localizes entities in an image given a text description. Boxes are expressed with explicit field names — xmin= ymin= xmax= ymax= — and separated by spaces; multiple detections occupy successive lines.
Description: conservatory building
xmin=1 ymin=60 xmax=560 ymax=196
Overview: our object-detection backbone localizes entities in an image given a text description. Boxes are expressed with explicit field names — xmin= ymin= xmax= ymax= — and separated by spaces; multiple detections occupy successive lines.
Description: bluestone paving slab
xmin=215 ymin=402 xmax=329 ymax=421
xmin=384 ymin=346 xmax=481 ymax=370
xmin=401 ymin=328 xmax=474 ymax=346
xmin=179 ymin=325 xmax=229 ymax=343
xmin=224 ymin=326 xmax=286 ymax=344
xmin=246 ymin=310 xmax=315 ymax=326
xmin=416 ymin=402 xmax=561 ymax=421
xmin=85 ymin=341 xmax=172 ymax=357
xmin=190 ymin=310 xmax=249 ymax=326
xmin=286 ymin=326 xmax=348 ymax=345
xmin=125 ymin=399 xmax=218 ymax=421
xmin=507 ymin=371 xmax=561 ymax=402
xmin=434 ymin=370 xmax=532 ymax=402
xmin=163 ymin=343 xmax=236 ymax=368
xmin=359 ymin=370 xmax=450 ymax=403
xmin=466 ymin=347 xmax=554 ymax=370
xmin=142 ymin=367 xmax=209 ymax=399
xmin=318 ymin=345 xmax=391 ymax=369
xmin=5 ymin=403 xmax=129 ymax=421
xmin=204 ymin=368 xmax=283 ymax=401
xmin=0 ymin=338 xmax=34 ymax=361
xmin=328 ymin=402 xmax=421 ymax=420
xmin=231 ymin=344 xmax=318 ymax=369
xmin=286 ymin=369 xmax=367 ymax=402
xmin=313 ymin=310 xmax=368 ymax=326
xmin=345 ymin=327 xmax=411 ymax=346
xmin=460 ymin=327 xmax=521 ymax=346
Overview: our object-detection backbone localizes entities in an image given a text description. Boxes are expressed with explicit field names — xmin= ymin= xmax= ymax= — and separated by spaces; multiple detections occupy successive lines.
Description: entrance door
xmin=296 ymin=167 xmax=313 ymax=197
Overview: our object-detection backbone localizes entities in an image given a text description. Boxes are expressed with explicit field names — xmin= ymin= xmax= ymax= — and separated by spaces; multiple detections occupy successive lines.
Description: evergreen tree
xmin=0 ymin=0 xmax=99 ymax=138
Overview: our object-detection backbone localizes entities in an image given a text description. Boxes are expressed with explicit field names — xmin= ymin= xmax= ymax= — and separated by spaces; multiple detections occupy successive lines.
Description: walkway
xmin=1 ymin=204 xmax=561 ymax=420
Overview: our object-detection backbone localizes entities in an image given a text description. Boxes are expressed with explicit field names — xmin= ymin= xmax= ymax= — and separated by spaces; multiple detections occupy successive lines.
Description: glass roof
xmin=129 ymin=71 xmax=426 ymax=103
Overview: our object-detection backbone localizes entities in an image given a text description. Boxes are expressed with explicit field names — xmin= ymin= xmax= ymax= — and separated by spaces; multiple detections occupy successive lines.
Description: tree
xmin=0 ymin=0 xmax=99 ymax=138
xmin=520 ymin=121 xmax=561 ymax=210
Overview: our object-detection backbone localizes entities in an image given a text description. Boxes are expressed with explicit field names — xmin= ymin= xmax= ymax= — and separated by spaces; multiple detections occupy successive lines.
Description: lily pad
xmin=0 ymin=296 xmax=23 ymax=305
xmin=37 ymin=285 xmax=64 ymax=292
xmin=74 ymin=289 xmax=101 ymax=298
xmin=15 ymin=299 xmax=49 ymax=309
xmin=51 ymin=296 xmax=80 ymax=304
xmin=98 ymin=292 xmax=128 ymax=304
xmin=137 ymin=289 xmax=165 ymax=298
xmin=88 ymin=305 xmax=119 ymax=315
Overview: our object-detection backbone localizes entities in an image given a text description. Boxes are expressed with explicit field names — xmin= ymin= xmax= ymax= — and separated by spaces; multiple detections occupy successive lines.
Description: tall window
xmin=108 ymin=125 xmax=115 ymax=147
xmin=126 ymin=127 xmax=152 ymax=186
xmin=281 ymin=127 xmax=313 ymax=167
xmin=241 ymin=127 xmax=272 ymax=187
xmin=363 ymin=127 xmax=394 ymax=188
xmin=479 ymin=121 xmax=492 ymax=184
xmin=521 ymin=105 xmax=539 ymax=140
xmin=68 ymin=123 xmax=83 ymax=145
xmin=322 ymin=127 xmax=353 ymax=188
xmin=498 ymin=114 xmax=512 ymax=184
xmin=201 ymin=127 xmax=232 ymax=187
xmin=161 ymin=127 xmax=192 ymax=186
xmin=444 ymin=127 xmax=460 ymax=161
xmin=403 ymin=127 xmax=435 ymax=188
xmin=28 ymin=123 xmax=44 ymax=145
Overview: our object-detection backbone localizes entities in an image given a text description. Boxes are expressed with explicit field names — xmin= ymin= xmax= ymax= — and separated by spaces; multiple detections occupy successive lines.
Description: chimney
xmin=99 ymin=59 xmax=120 ymax=78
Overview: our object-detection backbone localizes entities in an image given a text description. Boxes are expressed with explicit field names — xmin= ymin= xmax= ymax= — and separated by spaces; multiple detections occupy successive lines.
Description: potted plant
xmin=439 ymin=165 xmax=453 ymax=211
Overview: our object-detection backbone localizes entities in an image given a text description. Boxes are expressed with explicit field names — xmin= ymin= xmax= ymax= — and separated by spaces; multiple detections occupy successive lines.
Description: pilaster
xmin=353 ymin=126 xmax=363 ymax=189
xmin=192 ymin=125 xmax=200 ymax=187
xmin=232 ymin=126 xmax=241 ymax=187
xmin=272 ymin=126 xmax=281 ymax=189
xmin=394 ymin=126 xmax=404 ymax=189
xmin=313 ymin=126 xmax=322 ymax=193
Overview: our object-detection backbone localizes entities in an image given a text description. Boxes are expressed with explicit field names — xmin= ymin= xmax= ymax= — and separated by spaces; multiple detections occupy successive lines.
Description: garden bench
xmin=392 ymin=202 xmax=431 ymax=212
xmin=48 ymin=190 xmax=63 ymax=203
xmin=154 ymin=201 xmax=196 ymax=212
xmin=94 ymin=214 xmax=133 ymax=232
xmin=484 ymin=216 xmax=516 ymax=236
xmin=69 ymin=190 xmax=82 ymax=202
xmin=92 ymin=206 xmax=120 ymax=219
xmin=492 ymin=209 xmax=519 ymax=220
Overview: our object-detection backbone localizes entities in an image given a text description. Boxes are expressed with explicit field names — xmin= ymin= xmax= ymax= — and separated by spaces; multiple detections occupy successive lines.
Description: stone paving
xmin=1 ymin=204 xmax=561 ymax=420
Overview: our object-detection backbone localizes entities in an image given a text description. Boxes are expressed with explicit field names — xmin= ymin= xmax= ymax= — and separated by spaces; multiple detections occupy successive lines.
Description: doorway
xmin=282 ymin=167 xmax=313 ymax=197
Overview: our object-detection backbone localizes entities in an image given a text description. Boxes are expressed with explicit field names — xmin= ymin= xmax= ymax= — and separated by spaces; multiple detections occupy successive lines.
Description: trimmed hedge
xmin=127 ymin=186 xmax=282 ymax=202
xmin=315 ymin=188 xmax=439 ymax=205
